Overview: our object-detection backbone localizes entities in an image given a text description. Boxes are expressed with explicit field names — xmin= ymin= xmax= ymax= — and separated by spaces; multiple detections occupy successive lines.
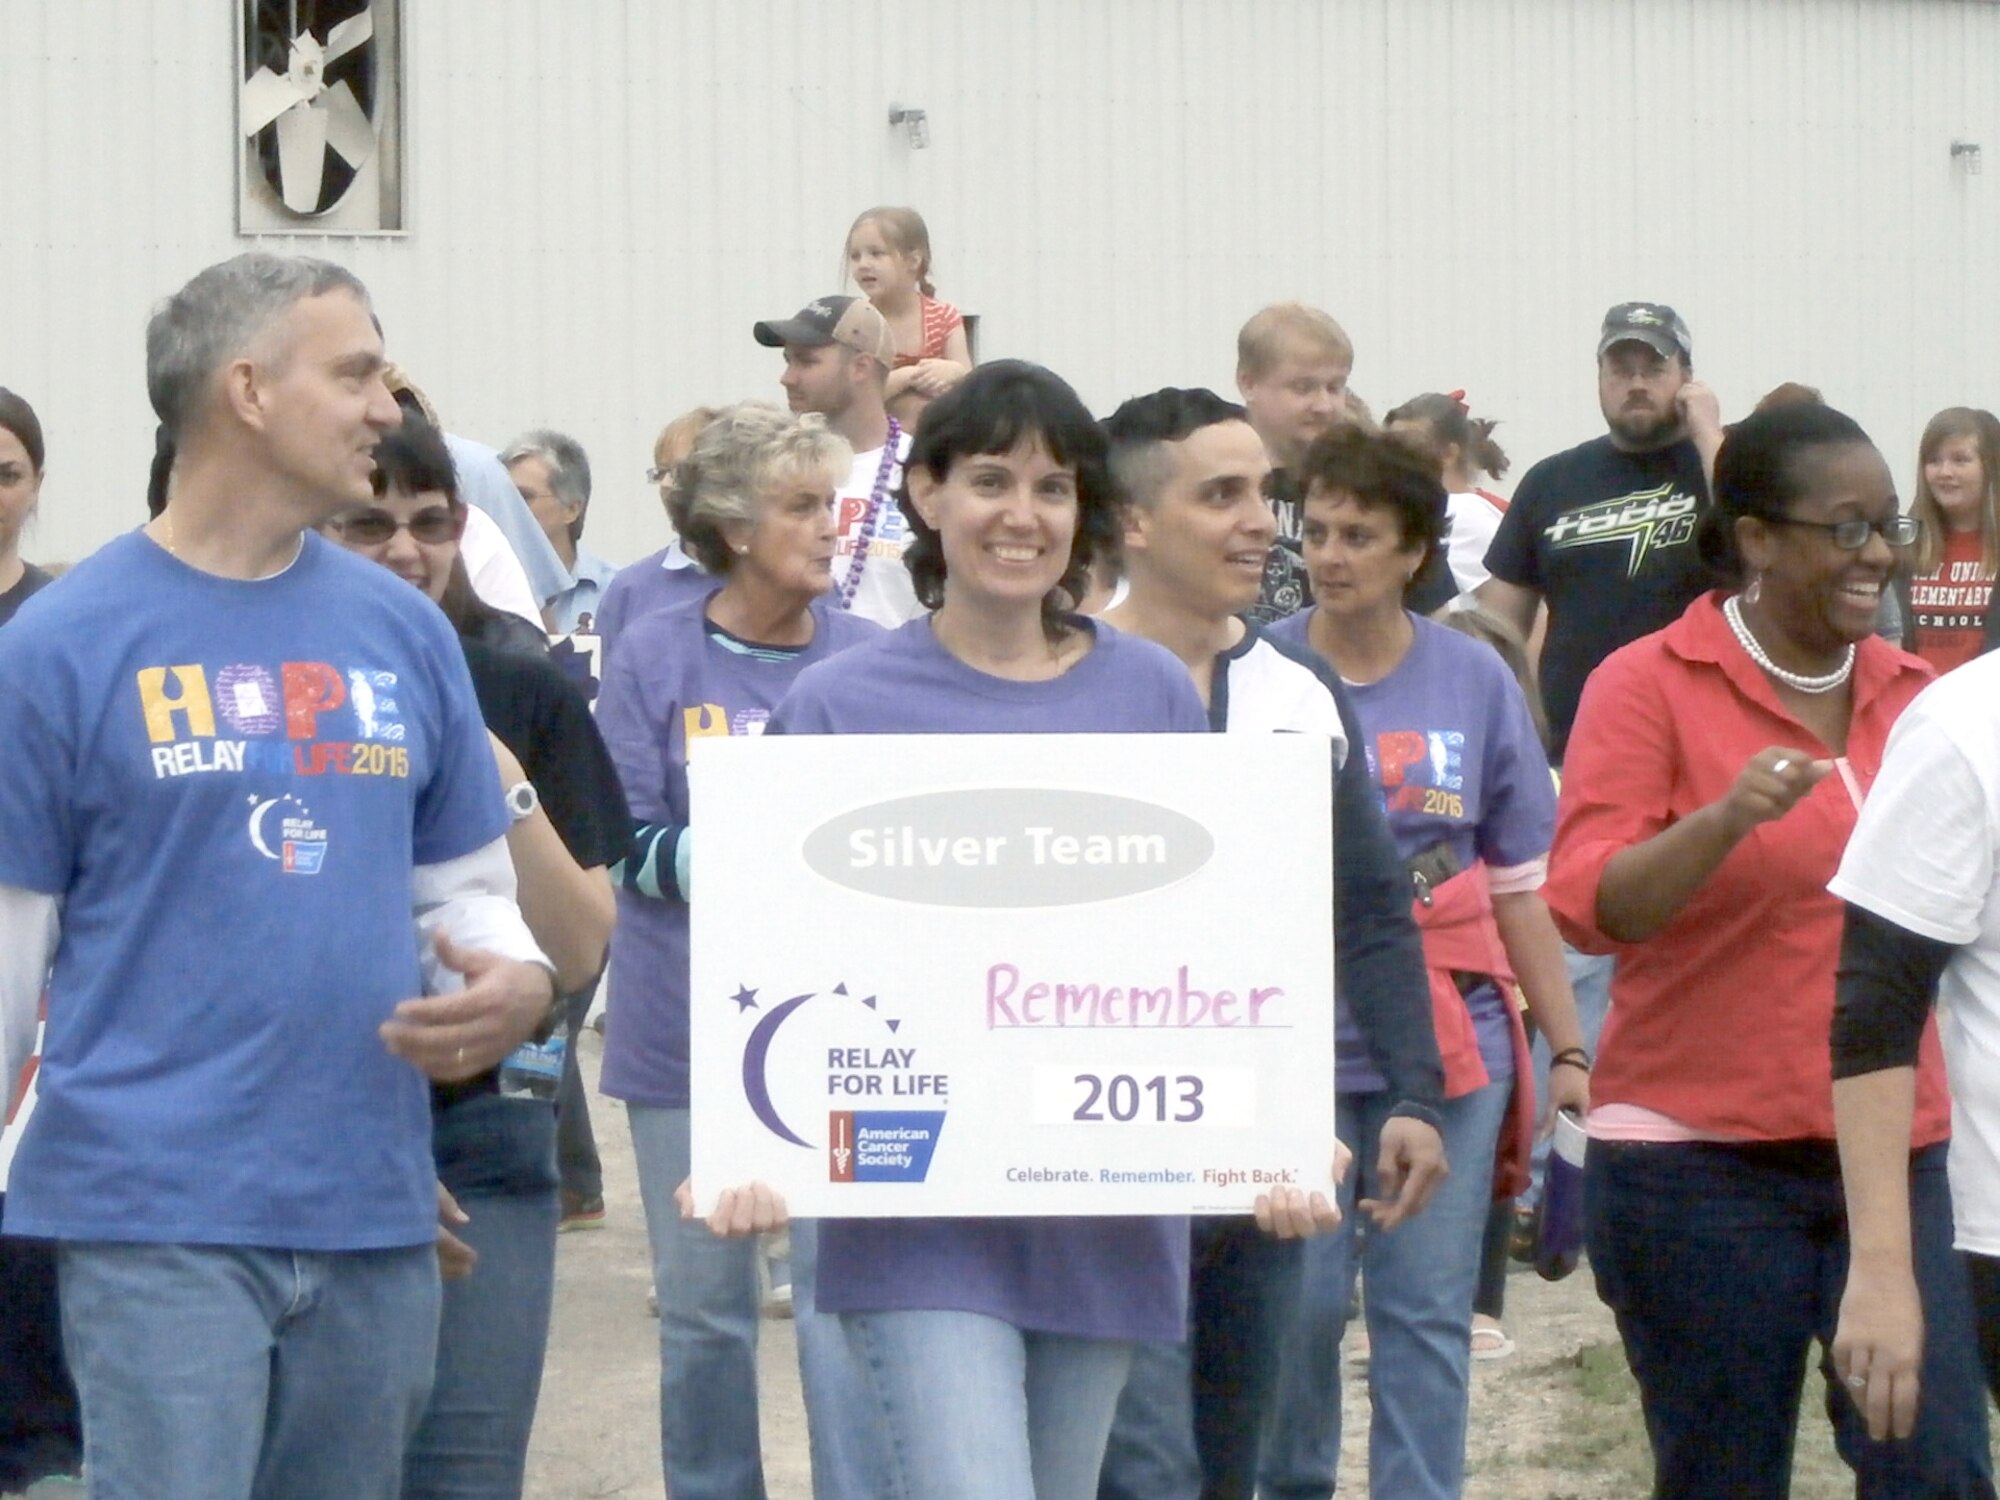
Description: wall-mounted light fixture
xmin=1952 ymin=140 xmax=1983 ymax=175
xmin=888 ymin=103 xmax=930 ymax=150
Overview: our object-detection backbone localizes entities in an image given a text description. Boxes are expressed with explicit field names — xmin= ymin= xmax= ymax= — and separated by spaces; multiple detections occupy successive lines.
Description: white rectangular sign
xmin=688 ymin=733 xmax=1336 ymax=1216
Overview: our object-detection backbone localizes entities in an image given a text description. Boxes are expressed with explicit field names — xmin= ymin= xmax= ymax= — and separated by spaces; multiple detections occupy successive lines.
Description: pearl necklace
xmin=1723 ymin=593 xmax=1854 ymax=694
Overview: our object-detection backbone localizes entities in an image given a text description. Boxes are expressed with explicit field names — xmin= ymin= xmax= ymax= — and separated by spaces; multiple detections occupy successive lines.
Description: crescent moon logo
xmin=741 ymin=993 xmax=815 ymax=1146
xmin=247 ymin=798 xmax=281 ymax=860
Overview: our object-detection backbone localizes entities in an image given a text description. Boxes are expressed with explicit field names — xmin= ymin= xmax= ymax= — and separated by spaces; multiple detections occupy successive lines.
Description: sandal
xmin=1471 ymin=1318 xmax=1515 ymax=1361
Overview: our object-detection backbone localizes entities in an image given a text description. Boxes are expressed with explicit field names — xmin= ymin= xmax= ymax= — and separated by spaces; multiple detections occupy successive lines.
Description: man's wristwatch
xmin=505 ymin=781 xmax=541 ymax=824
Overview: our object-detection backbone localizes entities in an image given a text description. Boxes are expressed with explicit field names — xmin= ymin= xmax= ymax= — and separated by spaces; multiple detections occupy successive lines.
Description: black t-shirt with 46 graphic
xmin=1484 ymin=435 xmax=1710 ymax=761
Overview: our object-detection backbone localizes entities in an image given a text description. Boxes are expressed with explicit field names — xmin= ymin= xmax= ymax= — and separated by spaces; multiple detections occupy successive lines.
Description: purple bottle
xmin=1535 ymin=1109 xmax=1587 ymax=1281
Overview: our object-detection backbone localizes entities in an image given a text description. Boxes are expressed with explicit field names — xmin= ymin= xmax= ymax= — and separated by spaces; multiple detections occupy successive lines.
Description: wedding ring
xmin=1846 ymin=1373 xmax=1868 ymax=1389
xmin=1770 ymin=757 xmax=1792 ymax=776
xmin=456 ymin=1045 xmax=466 ymax=1065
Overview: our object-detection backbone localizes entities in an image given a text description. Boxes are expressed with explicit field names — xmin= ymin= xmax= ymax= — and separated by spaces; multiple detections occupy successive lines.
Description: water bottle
xmin=1535 ymin=1109 xmax=1587 ymax=1281
xmin=498 ymin=1034 xmax=565 ymax=1101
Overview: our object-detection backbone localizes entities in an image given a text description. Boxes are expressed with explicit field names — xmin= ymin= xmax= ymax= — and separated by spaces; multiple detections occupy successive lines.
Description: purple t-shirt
xmin=596 ymin=592 xmax=882 ymax=1109
xmin=1271 ymin=611 xmax=1556 ymax=1080
xmin=767 ymin=616 xmax=1209 ymax=1343
xmin=594 ymin=544 xmax=714 ymax=660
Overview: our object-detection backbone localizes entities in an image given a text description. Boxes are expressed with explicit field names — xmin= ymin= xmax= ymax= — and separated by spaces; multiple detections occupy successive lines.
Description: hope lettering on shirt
xmin=684 ymin=703 xmax=771 ymax=740
xmin=1367 ymin=727 xmax=1468 ymax=819
xmin=135 ymin=660 xmax=411 ymax=781
xmin=835 ymin=493 xmax=910 ymax=560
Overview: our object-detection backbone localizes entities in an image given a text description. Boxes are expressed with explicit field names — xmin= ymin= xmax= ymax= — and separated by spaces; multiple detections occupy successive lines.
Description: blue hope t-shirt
xmin=0 ymin=532 xmax=507 ymax=1249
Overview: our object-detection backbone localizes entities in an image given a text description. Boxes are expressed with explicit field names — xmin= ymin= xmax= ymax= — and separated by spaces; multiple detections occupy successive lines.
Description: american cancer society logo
xmin=728 ymin=979 xmax=948 ymax=1184
xmin=245 ymin=792 xmax=328 ymax=874
xmin=828 ymin=1110 xmax=946 ymax=1183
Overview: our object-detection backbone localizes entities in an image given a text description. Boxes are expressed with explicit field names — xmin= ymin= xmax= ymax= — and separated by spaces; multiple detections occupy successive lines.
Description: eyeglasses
xmin=332 ymin=505 xmax=463 ymax=545
xmin=646 ymin=465 xmax=673 ymax=485
xmin=1766 ymin=515 xmax=1920 ymax=550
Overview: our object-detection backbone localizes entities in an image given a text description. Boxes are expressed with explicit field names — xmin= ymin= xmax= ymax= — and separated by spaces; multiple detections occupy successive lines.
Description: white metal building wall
xmin=3 ymin=0 xmax=1997 ymax=570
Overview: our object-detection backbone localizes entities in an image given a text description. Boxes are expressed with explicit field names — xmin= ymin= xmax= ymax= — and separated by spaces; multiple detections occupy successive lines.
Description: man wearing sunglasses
xmin=0 ymin=254 xmax=558 ymax=1499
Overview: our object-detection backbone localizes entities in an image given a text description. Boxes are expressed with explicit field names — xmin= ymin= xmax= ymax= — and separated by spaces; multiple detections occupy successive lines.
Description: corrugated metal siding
xmin=4 ymin=0 xmax=1998 ymax=568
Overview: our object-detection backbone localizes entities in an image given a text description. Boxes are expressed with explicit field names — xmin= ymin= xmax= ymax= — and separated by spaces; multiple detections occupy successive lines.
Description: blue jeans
xmin=404 ymin=1094 xmax=560 ymax=1499
xmin=1521 ymin=944 xmax=1612 ymax=1208
xmin=1259 ymin=1079 xmax=1511 ymax=1500
xmin=847 ymin=1308 xmax=1133 ymax=1500
xmin=1588 ymin=1139 xmax=1994 ymax=1499
xmin=1098 ymin=1219 xmax=1303 ymax=1500
xmin=58 ymin=1239 xmax=438 ymax=1500
xmin=790 ymin=1218 xmax=894 ymax=1500
xmin=628 ymin=1105 xmax=766 ymax=1500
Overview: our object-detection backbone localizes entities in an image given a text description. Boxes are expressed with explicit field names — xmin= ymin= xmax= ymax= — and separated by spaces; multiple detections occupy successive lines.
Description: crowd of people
xmin=5 ymin=203 xmax=2000 ymax=1500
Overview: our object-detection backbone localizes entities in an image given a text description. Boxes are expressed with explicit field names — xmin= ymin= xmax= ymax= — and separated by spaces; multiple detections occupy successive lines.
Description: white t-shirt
xmin=835 ymin=430 xmax=921 ymax=629
xmin=1444 ymin=491 xmax=1507 ymax=595
xmin=1831 ymin=653 xmax=2000 ymax=1253
xmin=460 ymin=504 xmax=545 ymax=628
xmin=1216 ymin=627 xmax=1349 ymax=769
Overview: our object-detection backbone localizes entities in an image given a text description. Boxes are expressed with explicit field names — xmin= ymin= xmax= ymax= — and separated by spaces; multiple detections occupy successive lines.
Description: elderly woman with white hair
xmin=594 ymin=402 xmax=881 ymax=1500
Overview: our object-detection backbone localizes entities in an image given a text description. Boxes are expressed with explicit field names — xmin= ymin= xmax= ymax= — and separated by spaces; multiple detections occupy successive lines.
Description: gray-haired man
xmin=504 ymin=428 xmax=614 ymax=635
xmin=0 ymin=253 xmax=557 ymax=1498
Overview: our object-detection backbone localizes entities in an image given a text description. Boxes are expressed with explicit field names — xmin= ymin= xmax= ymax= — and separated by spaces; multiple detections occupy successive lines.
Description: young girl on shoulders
xmin=845 ymin=206 xmax=973 ymax=413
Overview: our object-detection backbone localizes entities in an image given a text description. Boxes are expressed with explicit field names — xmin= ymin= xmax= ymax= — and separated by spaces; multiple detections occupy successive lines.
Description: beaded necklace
xmin=1723 ymin=592 xmax=1854 ymax=694
xmin=834 ymin=418 xmax=902 ymax=612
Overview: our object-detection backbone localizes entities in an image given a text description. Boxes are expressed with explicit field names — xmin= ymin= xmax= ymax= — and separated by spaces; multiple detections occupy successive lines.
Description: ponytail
xmin=1469 ymin=417 xmax=1510 ymax=481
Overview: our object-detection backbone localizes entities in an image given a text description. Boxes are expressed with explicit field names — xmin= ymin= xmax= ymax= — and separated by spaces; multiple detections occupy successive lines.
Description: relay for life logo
xmin=725 ymin=979 xmax=948 ymax=1185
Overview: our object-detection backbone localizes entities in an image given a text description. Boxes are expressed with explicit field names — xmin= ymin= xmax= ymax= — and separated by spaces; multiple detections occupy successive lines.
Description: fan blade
xmin=287 ymin=31 xmax=326 ymax=93
xmin=242 ymin=66 xmax=309 ymax=135
xmin=324 ymin=6 xmax=374 ymax=65
xmin=321 ymin=81 xmax=376 ymax=168
xmin=275 ymin=104 xmax=330 ymax=212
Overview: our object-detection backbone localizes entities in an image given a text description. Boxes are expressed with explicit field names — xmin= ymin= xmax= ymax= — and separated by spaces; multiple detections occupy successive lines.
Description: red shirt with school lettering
xmin=1545 ymin=591 xmax=1952 ymax=1144
xmin=1910 ymin=528 xmax=1993 ymax=675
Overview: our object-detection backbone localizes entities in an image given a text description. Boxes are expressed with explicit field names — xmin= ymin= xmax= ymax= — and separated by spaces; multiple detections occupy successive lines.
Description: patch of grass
xmin=1526 ymin=1338 xmax=1916 ymax=1500
xmin=1522 ymin=1339 xmax=1654 ymax=1493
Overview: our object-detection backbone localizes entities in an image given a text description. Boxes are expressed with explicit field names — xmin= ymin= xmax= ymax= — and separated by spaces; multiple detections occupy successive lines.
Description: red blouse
xmin=1546 ymin=591 xmax=1952 ymax=1144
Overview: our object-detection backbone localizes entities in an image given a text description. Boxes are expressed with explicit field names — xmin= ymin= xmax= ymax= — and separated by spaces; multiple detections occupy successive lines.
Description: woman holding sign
xmin=683 ymin=362 xmax=1336 ymax=1500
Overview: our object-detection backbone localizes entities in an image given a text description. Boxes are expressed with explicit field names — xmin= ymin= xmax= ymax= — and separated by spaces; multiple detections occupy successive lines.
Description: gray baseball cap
xmin=1598 ymin=302 xmax=1692 ymax=362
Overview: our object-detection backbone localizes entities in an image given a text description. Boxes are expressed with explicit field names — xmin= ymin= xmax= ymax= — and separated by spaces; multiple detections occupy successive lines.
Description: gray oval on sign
xmin=803 ymin=788 xmax=1214 ymax=907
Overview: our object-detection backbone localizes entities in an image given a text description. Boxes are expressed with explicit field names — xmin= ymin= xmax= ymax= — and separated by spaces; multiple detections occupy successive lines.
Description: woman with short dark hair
xmin=1546 ymin=403 xmax=1992 ymax=1496
xmin=1261 ymin=424 xmax=1584 ymax=1500
xmin=325 ymin=411 xmax=626 ymax=1499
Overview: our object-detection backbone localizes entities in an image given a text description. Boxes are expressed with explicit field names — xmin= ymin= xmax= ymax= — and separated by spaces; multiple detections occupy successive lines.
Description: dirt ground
xmin=524 ymin=1034 xmax=1886 ymax=1499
